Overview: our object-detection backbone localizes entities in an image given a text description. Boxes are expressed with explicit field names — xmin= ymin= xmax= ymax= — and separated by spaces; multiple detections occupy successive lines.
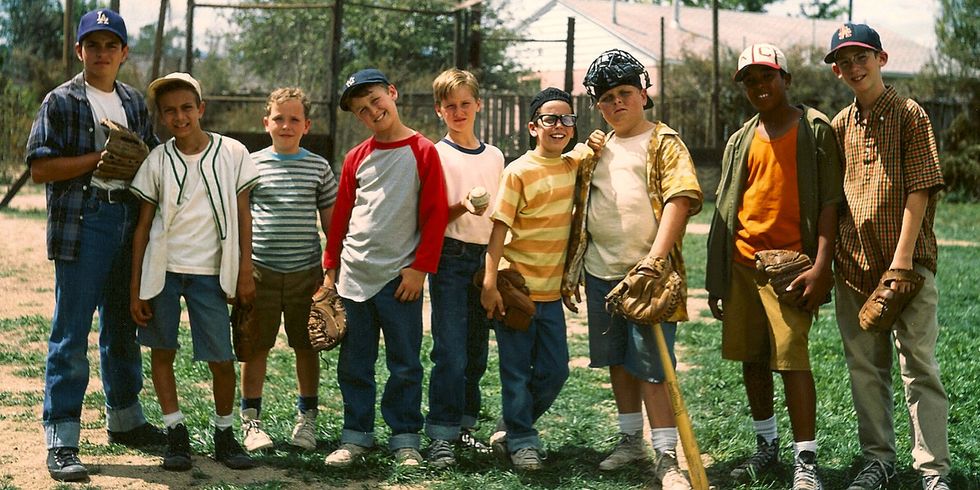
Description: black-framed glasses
xmin=535 ymin=113 xmax=577 ymax=128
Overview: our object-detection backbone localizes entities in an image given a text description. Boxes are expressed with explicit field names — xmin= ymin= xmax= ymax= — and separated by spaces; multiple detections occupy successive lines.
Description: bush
xmin=941 ymin=144 xmax=980 ymax=202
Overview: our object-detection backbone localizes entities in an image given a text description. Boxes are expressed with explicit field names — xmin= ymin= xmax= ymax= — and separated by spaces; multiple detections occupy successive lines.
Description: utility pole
xmin=564 ymin=17 xmax=575 ymax=94
xmin=152 ymin=0 xmax=169 ymax=79
xmin=63 ymin=0 xmax=74 ymax=80
xmin=659 ymin=16 xmax=665 ymax=122
xmin=467 ymin=4 xmax=482 ymax=75
xmin=711 ymin=0 xmax=720 ymax=149
xmin=111 ymin=0 xmax=120 ymax=11
xmin=327 ymin=0 xmax=345 ymax=166
xmin=185 ymin=0 xmax=194 ymax=74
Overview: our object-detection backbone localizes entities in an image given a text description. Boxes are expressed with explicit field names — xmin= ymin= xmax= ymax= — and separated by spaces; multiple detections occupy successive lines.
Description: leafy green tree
xmin=936 ymin=0 xmax=979 ymax=73
xmin=657 ymin=0 xmax=778 ymax=12
xmin=799 ymin=0 xmax=847 ymax=19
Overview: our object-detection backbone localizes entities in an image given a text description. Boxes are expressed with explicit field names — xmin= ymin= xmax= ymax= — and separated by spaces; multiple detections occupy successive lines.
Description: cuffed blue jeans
xmin=338 ymin=277 xmax=424 ymax=451
xmin=44 ymin=195 xmax=148 ymax=449
xmin=425 ymin=238 xmax=490 ymax=440
xmin=495 ymin=300 xmax=569 ymax=453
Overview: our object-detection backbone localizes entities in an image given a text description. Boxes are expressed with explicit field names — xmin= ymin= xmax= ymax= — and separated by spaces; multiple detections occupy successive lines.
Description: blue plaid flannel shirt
xmin=25 ymin=73 xmax=159 ymax=261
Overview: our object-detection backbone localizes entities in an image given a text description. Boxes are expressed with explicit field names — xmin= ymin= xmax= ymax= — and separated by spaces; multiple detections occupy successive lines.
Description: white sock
xmin=618 ymin=412 xmax=644 ymax=435
xmin=213 ymin=413 xmax=234 ymax=429
xmin=162 ymin=411 xmax=185 ymax=429
xmin=753 ymin=415 xmax=778 ymax=444
xmin=794 ymin=440 xmax=817 ymax=458
xmin=650 ymin=427 xmax=678 ymax=453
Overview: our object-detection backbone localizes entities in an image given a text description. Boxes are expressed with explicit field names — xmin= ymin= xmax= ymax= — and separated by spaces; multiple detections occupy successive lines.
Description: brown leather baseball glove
xmin=230 ymin=302 xmax=260 ymax=362
xmin=754 ymin=249 xmax=813 ymax=306
xmin=605 ymin=256 xmax=682 ymax=325
xmin=859 ymin=268 xmax=924 ymax=332
xmin=308 ymin=284 xmax=347 ymax=352
xmin=473 ymin=268 xmax=536 ymax=331
xmin=94 ymin=118 xmax=149 ymax=180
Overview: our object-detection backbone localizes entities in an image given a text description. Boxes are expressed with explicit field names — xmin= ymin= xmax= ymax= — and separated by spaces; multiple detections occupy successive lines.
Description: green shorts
xmin=252 ymin=264 xmax=322 ymax=351
xmin=721 ymin=261 xmax=814 ymax=371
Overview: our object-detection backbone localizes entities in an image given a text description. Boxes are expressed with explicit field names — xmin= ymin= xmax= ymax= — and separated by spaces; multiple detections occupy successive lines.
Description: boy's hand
xmin=887 ymin=257 xmax=916 ymax=293
xmin=395 ymin=267 xmax=425 ymax=302
xmin=561 ymin=285 xmax=581 ymax=313
xmin=322 ymin=269 xmax=337 ymax=290
xmin=587 ymin=129 xmax=606 ymax=156
xmin=480 ymin=285 xmax=506 ymax=320
xmin=789 ymin=266 xmax=833 ymax=312
xmin=236 ymin=271 xmax=256 ymax=306
xmin=708 ymin=294 xmax=724 ymax=321
xmin=131 ymin=298 xmax=153 ymax=327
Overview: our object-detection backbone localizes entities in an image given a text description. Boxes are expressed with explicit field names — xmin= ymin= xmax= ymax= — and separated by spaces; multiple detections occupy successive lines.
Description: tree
xmin=799 ymin=0 xmax=847 ymax=19
xmin=936 ymin=0 xmax=979 ymax=73
xmin=659 ymin=0 xmax=779 ymax=12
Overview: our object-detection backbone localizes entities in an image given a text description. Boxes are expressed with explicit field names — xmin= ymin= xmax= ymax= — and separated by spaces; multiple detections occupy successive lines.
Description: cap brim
xmin=824 ymin=42 xmax=879 ymax=63
xmin=733 ymin=62 xmax=783 ymax=82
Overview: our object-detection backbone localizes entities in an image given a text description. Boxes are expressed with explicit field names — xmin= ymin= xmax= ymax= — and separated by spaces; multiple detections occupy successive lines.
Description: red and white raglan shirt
xmin=323 ymin=133 xmax=448 ymax=302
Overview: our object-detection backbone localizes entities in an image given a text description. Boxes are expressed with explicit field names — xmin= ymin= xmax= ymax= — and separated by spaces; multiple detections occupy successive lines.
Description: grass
xmin=0 ymin=198 xmax=976 ymax=488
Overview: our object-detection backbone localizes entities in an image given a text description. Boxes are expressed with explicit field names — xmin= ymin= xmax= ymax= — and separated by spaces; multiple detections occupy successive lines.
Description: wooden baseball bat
xmin=652 ymin=322 xmax=709 ymax=490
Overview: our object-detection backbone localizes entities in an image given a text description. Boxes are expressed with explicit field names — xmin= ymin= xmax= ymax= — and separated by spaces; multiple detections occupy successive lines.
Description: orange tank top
xmin=734 ymin=123 xmax=802 ymax=265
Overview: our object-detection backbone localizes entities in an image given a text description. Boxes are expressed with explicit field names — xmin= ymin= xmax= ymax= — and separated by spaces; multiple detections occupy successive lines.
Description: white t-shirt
xmin=166 ymin=149 xmax=221 ymax=274
xmin=86 ymin=81 xmax=128 ymax=191
xmin=584 ymin=127 xmax=659 ymax=279
xmin=435 ymin=137 xmax=504 ymax=245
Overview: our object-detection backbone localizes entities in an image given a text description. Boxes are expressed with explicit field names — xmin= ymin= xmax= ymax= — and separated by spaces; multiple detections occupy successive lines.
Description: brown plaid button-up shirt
xmin=832 ymin=86 xmax=945 ymax=295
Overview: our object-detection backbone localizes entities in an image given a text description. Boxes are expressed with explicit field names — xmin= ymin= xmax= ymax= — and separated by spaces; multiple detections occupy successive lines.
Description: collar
xmin=68 ymin=72 xmax=131 ymax=103
xmin=853 ymin=85 xmax=897 ymax=125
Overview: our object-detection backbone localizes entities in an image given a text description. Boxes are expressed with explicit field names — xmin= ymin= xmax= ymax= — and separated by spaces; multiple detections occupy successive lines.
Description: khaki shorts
xmin=252 ymin=264 xmax=322 ymax=351
xmin=721 ymin=261 xmax=813 ymax=371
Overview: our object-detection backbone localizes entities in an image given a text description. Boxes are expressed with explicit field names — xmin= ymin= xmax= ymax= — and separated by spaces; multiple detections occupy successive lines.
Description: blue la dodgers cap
xmin=77 ymin=9 xmax=128 ymax=46
xmin=339 ymin=68 xmax=391 ymax=111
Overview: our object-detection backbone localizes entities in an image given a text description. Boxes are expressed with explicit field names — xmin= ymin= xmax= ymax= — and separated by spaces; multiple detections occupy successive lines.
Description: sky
xmin=75 ymin=0 xmax=940 ymax=51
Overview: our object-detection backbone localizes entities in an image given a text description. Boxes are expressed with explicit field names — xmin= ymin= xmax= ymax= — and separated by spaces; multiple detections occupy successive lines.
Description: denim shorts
xmin=585 ymin=273 xmax=677 ymax=383
xmin=137 ymin=272 xmax=234 ymax=362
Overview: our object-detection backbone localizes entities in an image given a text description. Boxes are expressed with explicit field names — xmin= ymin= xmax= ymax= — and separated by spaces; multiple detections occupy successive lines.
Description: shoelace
xmin=53 ymin=447 xmax=82 ymax=466
xmin=430 ymin=440 xmax=453 ymax=458
xmin=739 ymin=443 xmax=777 ymax=470
xmin=923 ymin=475 xmax=949 ymax=490
xmin=794 ymin=461 xmax=821 ymax=489
xmin=513 ymin=447 xmax=541 ymax=464
xmin=243 ymin=418 xmax=262 ymax=435
xmin=852 ymin=460 xmax=891 ymax=486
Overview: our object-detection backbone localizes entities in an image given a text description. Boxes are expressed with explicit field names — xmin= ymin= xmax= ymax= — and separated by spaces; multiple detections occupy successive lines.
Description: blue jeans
xmin=44 ymin=196 xmax=148 ymax=449
xmin=426 ymin=238 xmax=490 ymax=440
xmin=337 ymin=277 xmax=424 ymax=451
xmin=585 ymin=273 xmax=677 ymax=383
xmin=495 ymin=300 xmax=569 ymax=452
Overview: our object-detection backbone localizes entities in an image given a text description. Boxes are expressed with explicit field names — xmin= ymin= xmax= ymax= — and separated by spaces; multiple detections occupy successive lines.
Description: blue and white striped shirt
xmin=249 ymin=147 xmax=338 ymax=273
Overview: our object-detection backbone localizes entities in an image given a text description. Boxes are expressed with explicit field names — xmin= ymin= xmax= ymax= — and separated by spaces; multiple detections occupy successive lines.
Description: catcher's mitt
xmin=754 ymin=249 xmax=813 ymax=306
xmin=605 ymin=256 xmax=682 ymax=325
xmin=230 ymin=302 xmax=260 ymax=362
xmin=308 ymin=284 xmax=347 ymax=352
xmin=94 ymin=118 xmax=149 ymax=180
xmin=473 ymin=268 xmax=536 ymax=331
xmin=859 ymin=268 xmax=924 ymax=332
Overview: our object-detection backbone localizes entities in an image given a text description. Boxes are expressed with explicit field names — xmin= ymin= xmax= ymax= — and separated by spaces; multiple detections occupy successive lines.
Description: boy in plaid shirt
xmin=825 ymin=23 xmax=950 ymax=490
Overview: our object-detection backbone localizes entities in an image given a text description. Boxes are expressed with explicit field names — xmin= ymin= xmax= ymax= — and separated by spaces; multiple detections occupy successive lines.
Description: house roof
xmin=502 ymin=0 xmax=933 ymax=90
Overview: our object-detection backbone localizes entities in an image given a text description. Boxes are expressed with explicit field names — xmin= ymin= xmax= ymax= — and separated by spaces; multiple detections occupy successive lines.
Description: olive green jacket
xmin=705 ymin=105 xmax=843 ymax=300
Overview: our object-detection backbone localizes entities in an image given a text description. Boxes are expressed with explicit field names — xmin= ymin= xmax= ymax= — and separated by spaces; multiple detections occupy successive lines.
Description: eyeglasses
xmin=535 ymin=113 xmax=577 ymax=128
xmin=835 ymin=51 xmax=875 ymax=70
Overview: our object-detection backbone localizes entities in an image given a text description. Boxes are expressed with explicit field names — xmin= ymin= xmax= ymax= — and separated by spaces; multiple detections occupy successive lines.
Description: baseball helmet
xmin=583 ymin=49 xmax=653 ymax=109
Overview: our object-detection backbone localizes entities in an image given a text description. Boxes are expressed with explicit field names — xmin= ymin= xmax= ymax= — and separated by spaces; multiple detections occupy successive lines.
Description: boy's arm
xmin=236 ymin=189 xmax=256 ymax=305
xmin=789 ymin=203 xmax=838 ymax=311
xmin=480 ymin=220 xmax=509 ymax=319
xmin=888 ymin=189 xmax=929 ymax=292
xmin=409 ymin=143 xmax=449 ymax=274
xmin=130 ymin=200 xmax=156 ymax=327
xmin=30 ymin=154 xmax=102 ymax=183
xmin=647 ymin=196 xmax=692 ymax=258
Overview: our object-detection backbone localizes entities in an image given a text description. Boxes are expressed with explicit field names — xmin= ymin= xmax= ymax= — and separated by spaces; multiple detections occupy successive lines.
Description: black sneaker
xmin=459 ymin=427 xmax=491 ymax=453
xmin=847 ymin=459 xmax=896 ymax=490
xmin=108 ymin=422 xmax=168 ymax=447
xmin=163 ymin=424 xmax=193 ymax=471
xmin=730 ymin=435 xmax=780 ymax=482
xmin=47 ymin=447 xmax=88 ymax=481
xmin=214 ymin=426 xmax=256 ymax=469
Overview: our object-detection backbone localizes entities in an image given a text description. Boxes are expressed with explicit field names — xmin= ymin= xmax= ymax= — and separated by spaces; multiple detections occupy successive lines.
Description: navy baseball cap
xmin=77 ymin=9 xmax=128 ymax=46
xmin=339 ymin=69 xmax=391 ymax=111
xmin=824 ymin=23 xmax=882 ymax=64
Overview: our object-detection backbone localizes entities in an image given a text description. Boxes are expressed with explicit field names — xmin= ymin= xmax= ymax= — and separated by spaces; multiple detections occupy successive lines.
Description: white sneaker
xmin=654 ymin=450 xmax=692 ymax=490
xmin=599 ymin=432 xmax=648 ymax=471
xmin=324 ymin=443 xmax=370 ymax=467
xmin=241 ymin=408 xmax=274 ymax=452
xmin=289 ymin=409 xmax=318 ymax=450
